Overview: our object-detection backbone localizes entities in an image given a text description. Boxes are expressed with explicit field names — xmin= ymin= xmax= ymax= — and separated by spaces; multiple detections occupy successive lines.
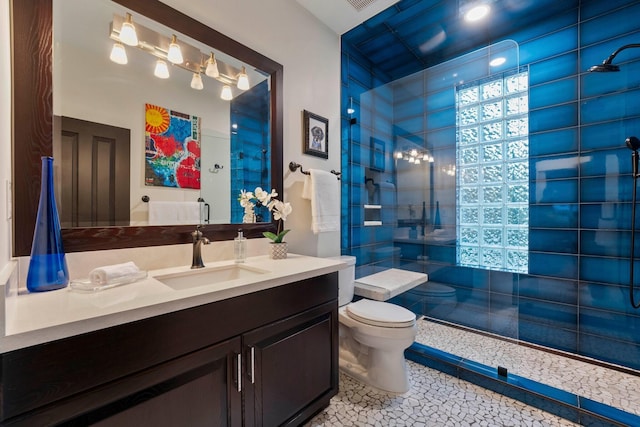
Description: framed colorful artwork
xmin=144 ymin=103 xmax=201 ymax=189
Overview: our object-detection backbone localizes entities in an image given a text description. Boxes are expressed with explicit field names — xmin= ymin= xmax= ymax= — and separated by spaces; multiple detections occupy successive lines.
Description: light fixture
xmin=237 ymin=66 xmax=250 ymax=90
xmin=167 ymin=34 xmax=184 ymax=64
xmin=221 ymin=85 xmax=233 ymax=101
xmin=395 ymin=147 xmax=433 ymax=165
xmin=154 ymin=60 xmax=170 ymax=79
xmin=109 ymin=42 xmax=127 ymax=64
xmin=347 ymin=97 xmax=355 ymax=115
xmin=464 ymin=3 xmax=490 ymax=22
xmin=119 ymin=12 xmax=138 ymax=46
xmin=191 ymin=72 xmax=204 ymax=90
xmin=205 ymin=52 xmax=219 ymax=78
xmin=489 ymin=57 xmax=506 ymax=67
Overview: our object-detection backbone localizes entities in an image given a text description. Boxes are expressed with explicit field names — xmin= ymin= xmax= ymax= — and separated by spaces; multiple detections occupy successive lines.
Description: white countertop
xmin=1 ymin=254 xmax=345 ymax=353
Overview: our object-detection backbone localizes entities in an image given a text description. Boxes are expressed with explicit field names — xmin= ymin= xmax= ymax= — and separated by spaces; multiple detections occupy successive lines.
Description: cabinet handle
xmin=250 ymin=346 xmax=255 ymax=384
xmin=236 ymin=353 xmax=242 ymax=392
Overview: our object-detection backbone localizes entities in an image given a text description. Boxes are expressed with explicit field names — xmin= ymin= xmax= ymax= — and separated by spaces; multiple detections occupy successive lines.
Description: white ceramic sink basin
xmin=156 ymin=264 xmax=270 ymax=291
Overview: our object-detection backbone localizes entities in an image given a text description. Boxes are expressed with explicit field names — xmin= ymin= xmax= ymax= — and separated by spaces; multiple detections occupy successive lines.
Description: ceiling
xmin=296 ymin=0 xmax=401 ymax=34
xmin=306 ymin=0 xmax=579 ymax=81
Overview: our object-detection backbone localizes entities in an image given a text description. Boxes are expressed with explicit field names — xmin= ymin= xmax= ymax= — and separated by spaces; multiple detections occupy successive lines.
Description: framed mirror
xmin=12 ymin=0 xmax=283 ymax=256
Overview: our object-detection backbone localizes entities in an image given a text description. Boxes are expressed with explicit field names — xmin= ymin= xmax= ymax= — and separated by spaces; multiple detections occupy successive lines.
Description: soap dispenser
xmin=234 ymin=229 xmax=247 ymax=263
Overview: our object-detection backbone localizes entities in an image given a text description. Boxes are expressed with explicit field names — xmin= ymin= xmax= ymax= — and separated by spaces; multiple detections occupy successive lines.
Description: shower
xmin=588 ymin=43 xmax=640 ymax=72
xmin=590 ymin=43 xmax=640 ymax=308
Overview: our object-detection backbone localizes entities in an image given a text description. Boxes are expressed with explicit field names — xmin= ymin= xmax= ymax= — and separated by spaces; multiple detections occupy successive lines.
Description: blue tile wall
xmin=342 ymin=0 xmax=640 ymax=371
xmin=230 ymin=80 xmax=270 ymax=222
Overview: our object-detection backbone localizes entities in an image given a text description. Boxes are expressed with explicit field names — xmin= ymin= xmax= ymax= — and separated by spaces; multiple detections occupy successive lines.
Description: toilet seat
xmin=346 ymin=299 xmax=416 ymax=328
xmin=414 ymin=283 xmax=456 ymax=297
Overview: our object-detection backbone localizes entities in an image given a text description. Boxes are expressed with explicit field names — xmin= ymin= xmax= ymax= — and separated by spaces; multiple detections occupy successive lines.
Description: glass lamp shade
xmin=26 ymin=157 xmax=69 ymax=292
xmin=119 ymin=13 xmax=138 ymax=46
xmin=237 ymin=66 xmax=250 ymax=90
xmin=221 ymin=85 xmax=233 ymax=100
xmin=109 ymin=43 xmax=128 ymax=65
xmin=167 ymin=35 xmax=184 ymax=64
xmin=154 ymin=60 xmax=170 ymax=79
xmin=191 ymin=73 xmax=204 ymax=90
xmin=205 ymin=53 xmax=219 ymax=78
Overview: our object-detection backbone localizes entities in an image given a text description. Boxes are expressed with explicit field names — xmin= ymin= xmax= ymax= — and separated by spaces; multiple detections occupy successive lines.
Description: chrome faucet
xmin=191 ymin=226 xmax=210 ymax=269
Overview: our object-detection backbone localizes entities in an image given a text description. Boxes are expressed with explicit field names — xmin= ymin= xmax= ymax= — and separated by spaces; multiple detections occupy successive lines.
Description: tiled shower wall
xmin=341 ymin=0 xmax=640 ymax=370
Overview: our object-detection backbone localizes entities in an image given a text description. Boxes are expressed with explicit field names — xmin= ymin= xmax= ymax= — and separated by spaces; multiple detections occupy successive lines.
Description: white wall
xmin=0 ymin=0 xmax=341 ymax=274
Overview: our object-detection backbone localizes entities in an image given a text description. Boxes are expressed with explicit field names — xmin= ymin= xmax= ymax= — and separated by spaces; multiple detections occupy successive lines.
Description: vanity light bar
xmin=109 ymin=13 xmax=249 ymax=90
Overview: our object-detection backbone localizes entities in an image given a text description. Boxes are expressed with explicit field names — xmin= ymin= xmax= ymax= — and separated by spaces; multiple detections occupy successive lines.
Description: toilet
xmin=332 ymin=256 xmax=426 ymax=394
xmin=407 ymin=282 xmax=457 ymax=317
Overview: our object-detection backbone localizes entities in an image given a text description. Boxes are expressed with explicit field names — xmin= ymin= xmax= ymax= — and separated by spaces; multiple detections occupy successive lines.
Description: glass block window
xmin=456 ymin=69 xmax=529 ymax=273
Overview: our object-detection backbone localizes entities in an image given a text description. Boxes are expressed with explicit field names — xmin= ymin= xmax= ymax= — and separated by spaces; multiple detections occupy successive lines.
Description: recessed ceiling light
xmin=465 ymin=4 xmax=490 ymax=22
xmin=489 ymin=57 xmax=506 ymax=67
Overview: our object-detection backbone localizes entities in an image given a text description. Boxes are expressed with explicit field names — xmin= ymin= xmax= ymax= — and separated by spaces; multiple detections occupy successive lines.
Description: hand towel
xmin=89 ymin=261 xmax=142 ymax=286
xmin=302 ymin=169 xmax=340 ymax=234
xmin=148 ymin=201 xmax=202 ymax=225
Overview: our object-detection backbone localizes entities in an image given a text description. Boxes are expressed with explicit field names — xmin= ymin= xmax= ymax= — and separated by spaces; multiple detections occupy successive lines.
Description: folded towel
xmin=302 ymin=169 xmax=340 ymax=234
xmin=148 ymin=201 xmax=202 ymax=225
xmin=89 ymin=262 xmax=142 ymax=286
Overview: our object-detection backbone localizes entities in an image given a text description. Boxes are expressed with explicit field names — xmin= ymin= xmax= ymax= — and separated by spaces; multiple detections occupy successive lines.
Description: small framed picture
xmin=303 ymin=110 xmax=329 ymax=159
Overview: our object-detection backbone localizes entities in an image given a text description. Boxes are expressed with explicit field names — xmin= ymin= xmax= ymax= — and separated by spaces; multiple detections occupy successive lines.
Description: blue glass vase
xmin=26 ymin=156 xmax=69 ymax=292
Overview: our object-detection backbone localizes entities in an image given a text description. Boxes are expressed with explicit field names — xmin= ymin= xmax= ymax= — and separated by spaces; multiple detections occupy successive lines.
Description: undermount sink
xmin=156 ymin=264 xmax=270 ymax=291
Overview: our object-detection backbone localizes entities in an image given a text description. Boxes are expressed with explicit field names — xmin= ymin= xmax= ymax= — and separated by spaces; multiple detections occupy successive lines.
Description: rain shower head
xmin=589 ymin=43 xmax=640 ymax=72
xmin=589 ymin=63 xmax=620 ymax=72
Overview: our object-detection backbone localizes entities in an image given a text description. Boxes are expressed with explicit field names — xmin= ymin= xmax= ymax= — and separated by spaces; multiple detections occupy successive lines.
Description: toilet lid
xmin=346 ymin=299 xmax=416 ymax=328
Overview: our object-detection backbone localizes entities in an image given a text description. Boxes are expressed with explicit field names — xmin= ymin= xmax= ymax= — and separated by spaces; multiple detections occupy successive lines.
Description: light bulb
xmin=422 ymin=153 xmax=429 ymax=161
xmin=167 ymin=35 xmax=183 ymax=64
xmin=409 ymin=157 xmax=415 ymax=163
xmin=410 ymin=149 xmax=418 ymax=157
xmin=465 ymin=4 xmax=490 ymax=22
xmin=489 ymin=57 xmax=506 ymax=67
xmin=109 ymin=43 xmax=127 ymax=65
xmin=237 ymin=66 xmax=250 ymax=90
xmin=119 ymin=13 xmax=138 ymax=46
xmin=205 ymin=52 xmax=219 ymax=78
xmin=191 ymin=73 xmax=204 ymax=90
xmin=154 ymin=60 xmax=170 ymax=79
xmin=221 ymin=85 xmax=233 ymax=101
xmin=395 ymin=151 xmax=403 ymax=159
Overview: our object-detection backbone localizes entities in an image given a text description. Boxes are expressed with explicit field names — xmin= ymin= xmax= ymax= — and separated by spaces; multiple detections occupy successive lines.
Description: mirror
xmin=12 ymin=0 xmax=283 ymax=256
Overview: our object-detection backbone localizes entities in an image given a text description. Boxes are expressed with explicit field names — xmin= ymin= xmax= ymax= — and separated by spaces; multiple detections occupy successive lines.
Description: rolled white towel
xmin=89 ymin=262 xmax=142 ymax=286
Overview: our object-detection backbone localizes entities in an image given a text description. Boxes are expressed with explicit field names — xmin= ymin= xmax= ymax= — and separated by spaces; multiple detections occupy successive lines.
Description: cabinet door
xmin=71 ymin=338 xmax=243 ymax=427
xmin=243 ymin=301 xmax=338 ymax=427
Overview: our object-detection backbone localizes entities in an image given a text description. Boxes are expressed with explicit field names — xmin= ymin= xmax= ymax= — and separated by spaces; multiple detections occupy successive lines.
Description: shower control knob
xmin=626 ymin=136 xmax=640 ymax=151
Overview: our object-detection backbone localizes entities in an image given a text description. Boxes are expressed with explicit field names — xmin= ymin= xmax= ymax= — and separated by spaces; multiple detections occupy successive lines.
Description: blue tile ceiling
xmin=342 ymin=0 xmax=579 ymax=80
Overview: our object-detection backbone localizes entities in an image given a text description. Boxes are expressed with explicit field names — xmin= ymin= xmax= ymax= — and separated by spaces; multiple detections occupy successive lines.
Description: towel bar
xmin=289 ymin=161 xmax=341 ymax=180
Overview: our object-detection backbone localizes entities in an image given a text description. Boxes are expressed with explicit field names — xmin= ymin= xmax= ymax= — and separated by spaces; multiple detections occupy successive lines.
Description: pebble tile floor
xmin=307 ymin=319 xmax=640 ymax=426
xmin=415 ymin=319 xmax=640 ymax=417
xmin=307 ymin=362 xmax=578 ymax=426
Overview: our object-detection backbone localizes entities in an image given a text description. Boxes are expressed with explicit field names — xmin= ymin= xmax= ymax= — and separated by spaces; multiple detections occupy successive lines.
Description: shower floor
xmin=415 ymin=319 xmax=640 ymax=419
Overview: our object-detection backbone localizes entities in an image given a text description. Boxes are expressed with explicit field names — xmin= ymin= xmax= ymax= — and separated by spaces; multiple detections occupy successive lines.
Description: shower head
xmin=588 ymin=63 xmax=620 ymax=72
xmin=589 ymin=43 xmax=640 ymax=72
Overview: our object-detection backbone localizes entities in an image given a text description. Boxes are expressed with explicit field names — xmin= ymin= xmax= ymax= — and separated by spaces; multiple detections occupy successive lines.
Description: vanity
xmin=0 ymin=255 xmax=342 ymax=426
xmin=7 ymin=0 xmax=338 ymax=423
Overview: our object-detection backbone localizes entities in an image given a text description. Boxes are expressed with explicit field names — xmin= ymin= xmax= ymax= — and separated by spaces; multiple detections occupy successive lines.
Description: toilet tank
xmin=329 ymin=256 xmax=356 ymax=306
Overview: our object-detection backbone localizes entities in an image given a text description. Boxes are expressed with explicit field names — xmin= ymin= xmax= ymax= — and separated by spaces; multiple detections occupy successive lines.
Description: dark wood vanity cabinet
xmin=0 ymin=273 xmax=338 ymax=426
